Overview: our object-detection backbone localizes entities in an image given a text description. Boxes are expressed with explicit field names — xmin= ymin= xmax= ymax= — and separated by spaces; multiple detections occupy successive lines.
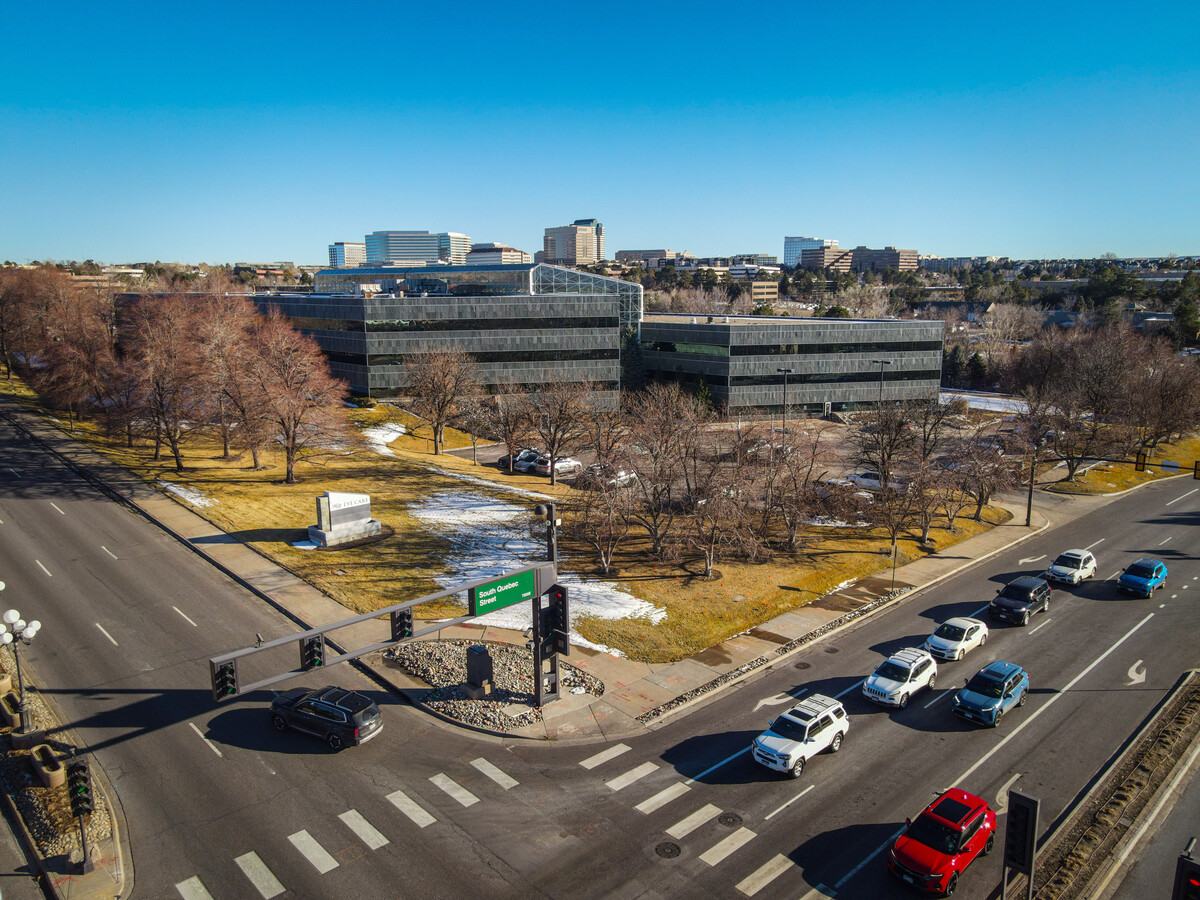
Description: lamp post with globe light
xmin=1 ymin=601 xmax=42 ymax=733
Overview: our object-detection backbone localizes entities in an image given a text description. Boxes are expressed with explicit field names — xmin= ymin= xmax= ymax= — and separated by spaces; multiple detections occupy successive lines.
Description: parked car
xmin=952 ymin=661 xmax=1029 ymax=727
xmin=888 ymin=788 xmax=997 ymax=895
xmin=1117 ymin=558 xmax=1168 ymax=597
xmin=862 ymin=648 xmax=938 ymax=708
xmin=499 ymin=447 xmax=541 ymax=472
xmin=923 ymin=616 xmax=988 ymax=662
xmin=577 ymin=463 xmax=638 ymax=489
xmin=989 ymin=575 xmax=1051 ymax=626
xmin=751 ymin=694 xmax=849 ymax=778
xmin=270 ymin=685 xmax=383 ymax=750
xmin=847 ymin=471 xmax=906 ymax=492
xmin=1044 ymin=549 xmax=1097 ymax=586
xmin=534 ymin=456 xmax=583 ymax=477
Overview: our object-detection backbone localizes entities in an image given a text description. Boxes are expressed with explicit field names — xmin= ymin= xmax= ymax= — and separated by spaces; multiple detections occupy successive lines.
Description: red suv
xmin=888 ymin=788 xmax=996 ymax=895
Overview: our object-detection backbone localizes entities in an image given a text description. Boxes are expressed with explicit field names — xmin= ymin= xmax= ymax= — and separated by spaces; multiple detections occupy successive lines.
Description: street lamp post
xmin=777 ymin=368 xmax=793 ymax=440
xmin=533 ymin=502 xmax=558 ymax=563
xmin=1 ymin=601 xmax=43 ymax=734
xmin=871 ymin=359 xmax=892 ymax=407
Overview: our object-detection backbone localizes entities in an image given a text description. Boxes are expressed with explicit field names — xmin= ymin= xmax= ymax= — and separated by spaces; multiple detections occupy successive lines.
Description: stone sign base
xmin=307 ymin=519 xmax=383 ymax=548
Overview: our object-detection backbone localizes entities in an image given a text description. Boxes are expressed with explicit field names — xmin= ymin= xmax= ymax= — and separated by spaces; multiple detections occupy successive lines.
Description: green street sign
xmin=469 ymin=569 xmax=537 ymax=616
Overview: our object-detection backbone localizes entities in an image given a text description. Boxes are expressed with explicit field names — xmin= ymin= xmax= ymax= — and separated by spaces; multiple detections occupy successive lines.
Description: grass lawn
xmin=5 ymin=377 xmax=1011 ymax=663
xmin=1045 ymin=434 xmax=1200 ymax=495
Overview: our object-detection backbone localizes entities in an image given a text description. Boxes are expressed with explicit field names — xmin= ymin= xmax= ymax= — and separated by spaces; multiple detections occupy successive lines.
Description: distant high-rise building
xmin=465 ymin=243 xmax=532 ymax=266
xmin=784 ymin=236 xmax=836 ymax=267
xmin=438 ymin=233 xmax=471 ymax=265
xmin=365 ymin=230 xmax=472 ymax=265
xmin=615 ymin=249 xmax=690 ymax=266
xmin=731 ymin=253 xmax=779 ymax=266
xmin=328 ymin=242 xmax=367 ymax=268
xmin=542 ymin=218 xmax=605 ymax=266
xmin=848 ymin=246 xmax=918 ymax=273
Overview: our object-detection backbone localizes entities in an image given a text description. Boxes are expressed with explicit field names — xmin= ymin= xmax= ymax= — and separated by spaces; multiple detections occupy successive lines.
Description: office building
xmin=365 ymin=231 xmax=473 ymax=266
xmin=801 ymin=246 xmax=854 ymax=272
xmin=328 ymin=242 xmax=366 ymax=268
xmin=745 ymin=282 xmax=779 ymax=304
xmin=272 ymin=263 xmax=640 ymax=402
xmin=731 ymin=254 xmax=779 ymax=266
xmin=465 ymin=243 xmax=532 ymax=266
xmin=541 ymin=219 xmax=605 ymax=266
xmin=784 ymin=237 xmax=836 ymax=267
xmin=438 ymin=233 xmax=472 ymax=265
xmin=641 ymin=315 xmax=943 ymax=412
xmin=615 ymin=249 xmax=692 ymax=266
xmin=848 ymin=246 xmax=918 ymax=273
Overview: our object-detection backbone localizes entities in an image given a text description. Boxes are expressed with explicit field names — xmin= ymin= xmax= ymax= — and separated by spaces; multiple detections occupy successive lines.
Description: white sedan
xmin=534 ymin=456 xmax=583 ymax=477
xmin=1044 ymin=549 xmax=1097 ymax=586
xmin=922 ymin=616 xmax=988 ymax=662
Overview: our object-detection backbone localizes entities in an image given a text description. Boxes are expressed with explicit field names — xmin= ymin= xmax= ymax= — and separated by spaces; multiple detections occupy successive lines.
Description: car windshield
xmin=875 ymin=661 xmax=910 ymax=681
xmin=1126 ymin=565 xmax=1154 ymax=579
xmin=934 ymin=623 xmax=967 ymax=641
xmin=1053 ymin=555 xmax=1081 ymax=569
xmin=998 ymin=585 xmax=1032 ymax=602
xmin=767 ymin=717 xmax=808 ymax=741
xmin=905 ymin=815 xmax=961 ymax=856
xmin=965 ymin=673 xmax=1005 ymax=698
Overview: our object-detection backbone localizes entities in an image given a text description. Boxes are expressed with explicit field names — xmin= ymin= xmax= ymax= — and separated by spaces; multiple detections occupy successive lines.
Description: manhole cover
xmin=655 ymin=842 xmax=681 ymax=859
xmin=824 ymin=646 xmax=840 ymax=654
xmin=718 ymin=812 xmax=743 ymax=827
xmin=794 ymin=661 xmax=811 ymax=670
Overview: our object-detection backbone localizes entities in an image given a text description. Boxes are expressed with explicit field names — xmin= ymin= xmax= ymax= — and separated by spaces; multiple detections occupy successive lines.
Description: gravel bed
xmin=384 ymin=640 xmax=603 ymax=733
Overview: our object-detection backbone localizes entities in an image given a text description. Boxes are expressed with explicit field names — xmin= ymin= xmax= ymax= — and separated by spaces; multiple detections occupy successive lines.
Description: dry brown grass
xmin=1046 ymin=433 xmax=1200 ymax=495
xmin=7 ymin=376 xmax=1010 ymax=662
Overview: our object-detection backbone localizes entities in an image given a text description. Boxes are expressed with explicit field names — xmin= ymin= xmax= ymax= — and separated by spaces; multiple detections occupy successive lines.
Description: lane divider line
xmin=173 ymin=606 xmax=198 ymax=627
xmin=189 ymin=722 xmax=223 ymax=758
xmin=1159 ymin=537 xmax=1173 ymax=546
xmin=923 ymin=691 xmax=951 ymax=709
xmin=765 ymin=784 xmax=814 ymax=820
xmin=685 ymin=747 xmax=749 ymax=785
xmin=1084 ymin=538 xmax=1105 ymax=550
xmin=1029 ymin=618 xmax=1053 ymax=634
xmin=49 ymin=502 xmax=65 ymax=515
xmin=1167 ymin=488 xmax=1198 ymax=506
xmin=95 ymin=623 xmax=118 ymax=645
xmin=102 ymin=546 xmax=118 ymax=559
xmin=35 ymin=560 xmax=52 ymax=577
xmin=834 ymin=825 xmax=907 ymax=889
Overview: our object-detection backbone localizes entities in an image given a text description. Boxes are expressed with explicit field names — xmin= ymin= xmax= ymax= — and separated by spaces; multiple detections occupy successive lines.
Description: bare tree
xmin=530 ymin=382 xmax=592 ymax=486
xmin=478 ymin=389 xmax=534 ymax=472
xmin=403 ymin=348 xmax=479 ymax=454
xmin=195 ymin=293 xmax=262 ymax=459
xmin=562 ymin=486 xmax=633 ymax=576
xmin=907 ymin=397 xmax=955 ymax=467
xmin=853 ymin=402 xmax=915 ymax=490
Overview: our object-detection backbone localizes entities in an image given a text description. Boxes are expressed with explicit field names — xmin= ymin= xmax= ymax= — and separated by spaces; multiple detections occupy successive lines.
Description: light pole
xmin=1 ymin=603 xmax=42 ymax=734
xmin=871 ymin=359 xmax=891 ymax=407
xmin=777 ymin=368 xmax=793 ymax=440
xmin=533 ymin=502 xmax=558 ymax=563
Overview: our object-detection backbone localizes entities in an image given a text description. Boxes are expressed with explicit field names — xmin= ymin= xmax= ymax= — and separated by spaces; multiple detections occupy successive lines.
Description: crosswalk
xmin=177 ymin=744 xmax=808 ymax=898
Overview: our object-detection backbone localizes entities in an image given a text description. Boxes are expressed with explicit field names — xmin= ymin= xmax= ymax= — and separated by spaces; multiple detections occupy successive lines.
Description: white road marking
xmin=386 ymin=789 xmax=436 ymax=827
xmin=995 ymin=773 xmax=1021 ymax=814
xmin=834 ymin=678 xmax=866 ymax=700
xmin=700 ymin=826 xmax=756 ymax=866
xmin=339 ymin=809 xmax=390 ymax=850
xmin=685 ymin=747 xmax=749 ymax=785
xmin=754 ymin=690 xmax=804 ymax=712
xmin=1084 ymin=538 xmax=1106 ymax=550
xmin=580 ymin=743 xmax=630 ymax=769
xmin=835 ymin=826 xmax=907 ymax=889
xmin=1172 ymin=594 xmax=1178 ymax=599
xmin=765 ymin=784 xmax=813 ymax=820
xmin=234 ymin=851 xmax=285 ymax=898
xmin=49 ymin=502 xmax=65 ymax=515
xmin=667 ymin=803 xmax=721 ymax=838
xmin=1184 ymin=585 xmax=1190 ymax=590
xmin=101 ymin=545 xmax=118 ymax=559
xmin=1160 ymin=604 xmax=1166 ymax=608
xmin=955 ymin=613 xmax=1155 ymax=786
xmin=1106 ymin=570 xmax=1121 ymax=581
xmin=35 ymin=560 xmax=52 ymax=577
xmin=737 ymin=853 xmax=794 ymax=896
xmin=471 ymin=758 xmax=518 ymax=790
xmin=1166 ymin=488 xmax=1198 ymax=506
xmin=1018 ymin=555 xmax=1045 ymax=564
xmin=923 ymin=691 xmax=951 ymax=709
xmin=175 ymin=877 xmax=215 ymax=900
xmin=189 ymin=722 xmax=223 ymax=758
xmin=636 ymin=782 xmax=690 ymax=814
xmin=1159 ymin=537 xmax=1174 ymax=546
xmin=969 ymin=603 xmax=989 ymax=617
xmin=288 ymin=829 xmax=338 ymax=873
xmin=8 ymin=469 xmax=19 ymax=478
xmin=1029 ymin=618 xmax=1052 ymax=635
xmin=429 ymin=773 xmax=480 ymax=807
xmin=798 ymin=885 xmax=835 ymax=900
xmin=95 ymin=623 xmax=118 ymax=645
xmin=606 ymin=762 xmax=658 ymax=792
xmin=1127 ymin=661 xmax=1146 ymax=685
xmin=172 ymin=606 xmax=197 ymax=626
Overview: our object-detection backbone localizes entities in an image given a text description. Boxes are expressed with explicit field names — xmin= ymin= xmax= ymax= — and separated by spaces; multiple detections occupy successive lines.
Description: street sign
xmin=1162 ymin=459 xmax=1181 ymax=473
xmin=469 ymin=569 xmax=537 ymax=616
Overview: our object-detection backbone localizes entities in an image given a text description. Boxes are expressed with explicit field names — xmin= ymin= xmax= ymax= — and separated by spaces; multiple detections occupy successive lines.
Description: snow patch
xmin=159 ymin=481 xmax=217 ymax=508
xmin=362 ymin=422 xmax=406 ymax=455
xmin=408 ymin=490 xmax=665 ymax=655
xmin=291 ymin=540 xmax=319 ymax=550
xmin=941 ymin=391 xmax=1028 ymax=414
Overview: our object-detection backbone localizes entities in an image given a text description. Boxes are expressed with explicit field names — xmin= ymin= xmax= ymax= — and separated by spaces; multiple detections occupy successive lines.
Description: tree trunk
xmin=285 ymin=446 xmax=297 ymax=484
xmin=973 ymin=497 xmax=985 ymax=521
xmin=434 ymin=423 xmax=443 ymax=455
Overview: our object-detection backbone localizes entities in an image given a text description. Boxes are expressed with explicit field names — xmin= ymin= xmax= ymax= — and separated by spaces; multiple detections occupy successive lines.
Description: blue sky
xmin=2 ymin=1 xmax=1198 ymax=265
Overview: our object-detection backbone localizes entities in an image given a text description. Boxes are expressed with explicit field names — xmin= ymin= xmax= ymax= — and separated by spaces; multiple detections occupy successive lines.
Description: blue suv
xmin=953 ymin=661 xmax=1029 ymax=727
xmin=1117 ymin=558 xmax=1167 ymax=598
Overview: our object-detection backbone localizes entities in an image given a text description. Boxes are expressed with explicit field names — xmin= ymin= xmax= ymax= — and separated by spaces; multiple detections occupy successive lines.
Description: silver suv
xmin=752 ymin=694 xmax=849 ymax=778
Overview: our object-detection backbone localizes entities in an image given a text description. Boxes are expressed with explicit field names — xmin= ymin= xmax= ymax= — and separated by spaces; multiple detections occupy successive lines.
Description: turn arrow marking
xmin=995 ymin=773 xmax=1021 ymax=815
xmin=1126 ymin=660 xmax=1146 ymax=686
xmin=1019 ymin=555 xmax=1046 ymax=565
xmin=754 ymin=689 xmax=806 ymax=712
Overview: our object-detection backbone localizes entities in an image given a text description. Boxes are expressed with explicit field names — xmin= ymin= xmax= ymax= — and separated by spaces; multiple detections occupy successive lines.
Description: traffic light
xmin=544 ymin=584 xmax=570 ymax=656
xmin=211 ymin=661 xmax=238 ymax=701
xmin=391 ymin=609 xmax=414 ymax=642
xmin=1004 ymin=791 xmax=1039 ymax=875
xmin=1194 ymin=461 xmax=1200 ymax=480
xmin=66 ymin=760 xmax=93 ymax=818
xmin=300 ymin=635 xmax=325 ymax=671
xmin=1135 ymin=453 xmax=1147 ymax=472
xmin=1174 ymin=853 xmax=1200 ymax=900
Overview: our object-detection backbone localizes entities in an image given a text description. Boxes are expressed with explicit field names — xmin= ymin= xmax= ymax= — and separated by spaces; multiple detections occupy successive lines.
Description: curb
xmin=0 ymin=775 xmax=59 ymax=899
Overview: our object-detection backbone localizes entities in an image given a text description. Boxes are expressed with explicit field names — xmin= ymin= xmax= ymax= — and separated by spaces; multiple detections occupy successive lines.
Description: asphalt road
xmin=1 ymin=421 xmax=1198 ymax=899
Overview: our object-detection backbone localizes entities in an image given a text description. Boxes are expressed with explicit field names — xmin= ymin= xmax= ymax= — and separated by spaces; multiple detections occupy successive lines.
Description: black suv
xmin=270 ymin=686 xmax=383 ymax=750
xmin=989 ymin=576 xmax=1051 ymax=626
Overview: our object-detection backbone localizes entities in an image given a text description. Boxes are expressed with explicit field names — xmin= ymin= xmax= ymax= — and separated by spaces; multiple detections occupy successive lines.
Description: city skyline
xmin=2 ymin=2 xmax=1198 ymax=265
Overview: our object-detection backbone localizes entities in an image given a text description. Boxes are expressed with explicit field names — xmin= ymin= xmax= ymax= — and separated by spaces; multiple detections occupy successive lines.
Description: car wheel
xmin=829 ymin=732 xmax=843 ymax=753
xmin=326 ymin=732 xmax=345 ymax=751
xmin=898 ymin=693 xmax=909 ymax=709
xmin=979 ymin=633 xmax=987 ymax=646
xmin=271 ymin=713 xmax=288 ymax=732
xmin=928 ymin=674 xmax=936 ymax=691
xmin=1018 ymin=690 xmax=1027 ymax=707
xmin=993 ymin=709 xmax=1004 ymax=727
xmin=1022 ymin=612 xmax=1030 ymax=626
xmin=945 ymin=872 xmax=959 ymax=895
xmin=1044 ymin=598 xmax=1050 ymax=613
xmin=983 ymin=832 xmax=995 ymax=855
xmin=789 ymin=757 xmax=805 ymax=778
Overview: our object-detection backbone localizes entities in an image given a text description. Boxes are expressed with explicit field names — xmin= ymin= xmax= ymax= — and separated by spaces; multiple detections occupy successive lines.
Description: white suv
xmin=862 ymin=648 xmax=937 ymax=708
xmin=752 ymin=694 xmax=849 ymax=778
